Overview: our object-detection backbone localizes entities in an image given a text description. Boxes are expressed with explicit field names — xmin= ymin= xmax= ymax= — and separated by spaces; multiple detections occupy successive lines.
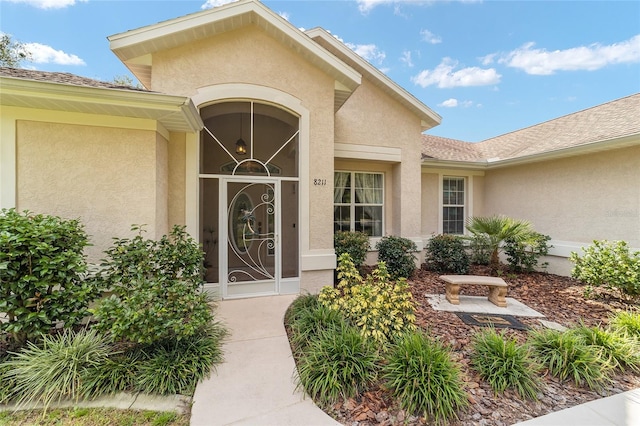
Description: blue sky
xmin=1 ymin=0 xmax=639 ymax=142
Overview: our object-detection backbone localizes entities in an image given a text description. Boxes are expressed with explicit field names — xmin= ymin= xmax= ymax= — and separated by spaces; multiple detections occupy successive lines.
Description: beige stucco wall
xmin=335 ymin=79 xmax=424 ymax=240
xmin=15 ymin=119 xmax=169 ymax=261
xmin=483 ymin=146 xmax=640 ymax=248
xmin=168 ymin=132 xmax=186 ymax=227
xmin=419 ymin=170 xmax=485 ymax=236
xmin=420 ymin=172 xmax=440 ymax=236
xmin=150 ymin=26 xmax=336 ymax=253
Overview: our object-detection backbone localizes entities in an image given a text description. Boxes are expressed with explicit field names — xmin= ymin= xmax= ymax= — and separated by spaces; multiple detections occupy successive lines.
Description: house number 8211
xmin=313 ymin=179 xmax=327 ymax=186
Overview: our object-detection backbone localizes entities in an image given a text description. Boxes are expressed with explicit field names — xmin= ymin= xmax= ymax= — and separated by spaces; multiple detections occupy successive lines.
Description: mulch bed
xmin=328 ymin=265 xmax=640 ymax=426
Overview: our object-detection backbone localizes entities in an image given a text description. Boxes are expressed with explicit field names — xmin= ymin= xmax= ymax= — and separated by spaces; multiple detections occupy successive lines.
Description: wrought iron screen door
xmin=224 ymin=180 xmax=278 ymax=297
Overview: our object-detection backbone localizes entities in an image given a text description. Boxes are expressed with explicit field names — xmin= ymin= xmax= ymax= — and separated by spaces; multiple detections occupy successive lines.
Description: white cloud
xmin=201 ymin=0 xmax=237 ymax=10
xmin=439 ymin=98 xmax=458 ymax=107
xmin=25 ymin=42 xmax=85 ymax=66
xmin=4 ymin=0 xmax=85 ymax=9
xmin=400 ymin=50 xmax=413 ymax=67
xmin=479 ymin=53 xmax=497 ymax=66
xmin=346 ymin=42 xmax=386 ymax=65
xmin=356 ymin=0 xmax=392 ymax=13
xmin=412 ymin=57 xmax=501 ymax=88
xmin=278 ymin=11 xmax=290 ymax=21
xmin=439 ymin=98 xmax=474 ymax=108
xmin=498 ymin=35 xmax=640 ymax=75
xmin=420 ymin=29 xmax=442 ymax=44
xmin=357 ymin=0 xmax=480 ymax=14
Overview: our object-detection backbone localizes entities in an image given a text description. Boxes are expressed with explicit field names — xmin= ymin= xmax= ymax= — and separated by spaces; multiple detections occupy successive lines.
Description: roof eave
xmin=485 ymin=134 xmax=640 ymax=168
xmin=422 ymin=133 xmax=640 ymax=170
xmin=305 ymin=27 xmax=441 ymax=130
xmin=0 ymin=76 xmax=203 ymax=133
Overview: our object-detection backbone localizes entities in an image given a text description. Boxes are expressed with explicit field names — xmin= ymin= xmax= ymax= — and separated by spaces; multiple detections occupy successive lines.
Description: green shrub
xmin=609 ymin=310 xmax=640 ymax=340
xmin=469 ymin=234 xmax=491 ymax=265
xmin=92 ymin=225 xmax=213 ymax=344
xmin=334 ymin=231 xmax=370 ymax=269
xmin=375 ymin=235 xmax=418 ymax=279
xmin=288 ymin=303 xmax=345 ymax=354
xmin=529 ymin=328 xmax=611 ymax=390
xmin=0 ymin=355 xmax=16 ymax=403
xmin=284 ymin=293 xmax=321 ymax=325
xmin=570 ymin=240 xmax=640 ymax=297
xmin=504 ymin=232 xmax=552 ymax=272
xmin=319 ymin=254 xmax=416 ymax=344
xmin=383 ymin=331 xmax=468 ymax=424
xmin=0 ymin=208 xmax=100 ymax=344
xmin=295 ymin=324 xmax=379 ymax=407
xmin=470 ymin=328 xmax=540 ymax=399
xmin=571 ymin=323 xmax=639 ymax=372
xmin=4 ymin=329 xmax=114 ymax=410
xmin=82 ymin=350 xmax=142 ymax=397
xmin=466 ymin=215 xmax=535 ymax=275
xmin=135 ymin=321 xmax=227 ymax=396
xmin=424 ymin=234 xmax=470 ymax=274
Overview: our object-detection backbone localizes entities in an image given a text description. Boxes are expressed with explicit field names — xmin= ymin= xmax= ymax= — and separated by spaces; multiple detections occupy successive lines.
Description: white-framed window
xmin=443 ymin=176 xmax=465 ymax=235
xmin=334 ymin=171 xmax=384 ymax=237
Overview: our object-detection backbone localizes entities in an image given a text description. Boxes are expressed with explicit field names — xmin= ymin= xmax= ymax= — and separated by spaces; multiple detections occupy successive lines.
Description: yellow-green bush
xmin=319 ymin=254 xmax=416 ymax=344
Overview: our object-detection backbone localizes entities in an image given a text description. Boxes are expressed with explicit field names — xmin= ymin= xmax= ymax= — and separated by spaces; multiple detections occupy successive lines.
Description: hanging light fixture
xmin=235 ymin=112 xmax=247 ymax=155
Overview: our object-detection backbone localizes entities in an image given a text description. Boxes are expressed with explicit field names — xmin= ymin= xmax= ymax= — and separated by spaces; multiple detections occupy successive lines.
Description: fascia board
xmin=0 ymin=77 xmax=203 ymax=132
xmin=306 ymin=27 xmax=441 ymax=130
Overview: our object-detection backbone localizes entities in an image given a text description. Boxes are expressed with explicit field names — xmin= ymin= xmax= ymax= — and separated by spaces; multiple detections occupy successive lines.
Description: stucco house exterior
xmin=421 ymin=93 xmax=640 ymax=275
xmin=1 ymin=0 xmax=638 ymax=298
xmin=1 ymin=0 xmax=440 ymax=299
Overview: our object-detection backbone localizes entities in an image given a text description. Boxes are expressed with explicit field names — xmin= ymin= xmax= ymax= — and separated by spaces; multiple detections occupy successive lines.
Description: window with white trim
xmin=334 ymin=171 xmax=383 ymax=237
xmin=443 ymin=177 xmax=465 ymax=234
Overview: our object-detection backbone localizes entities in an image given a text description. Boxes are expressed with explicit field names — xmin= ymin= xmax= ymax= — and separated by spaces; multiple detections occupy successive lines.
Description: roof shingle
xmin=423 ymin=93 xmax=640 ymax=163
xmin=0 ymin=67 xmax=148 ymax=92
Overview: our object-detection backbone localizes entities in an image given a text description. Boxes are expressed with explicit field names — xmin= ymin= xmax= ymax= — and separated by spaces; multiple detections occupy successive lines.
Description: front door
xmin=199 ymin=101 xmax=300 ymax=299
xmin=224 ymin=179 xmax=278 ymax=298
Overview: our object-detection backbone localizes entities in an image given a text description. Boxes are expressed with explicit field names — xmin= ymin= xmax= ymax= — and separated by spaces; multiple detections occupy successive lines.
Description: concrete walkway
xmin=190 ymin=294 xmax=639 ymax=426
xmin=514 ymin=388 xmax=640 ymax=425
xmin=190 ymin=295 xmax=340 ymax=426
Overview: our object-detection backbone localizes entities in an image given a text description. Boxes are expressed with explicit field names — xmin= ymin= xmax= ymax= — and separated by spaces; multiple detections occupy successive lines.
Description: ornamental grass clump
xmin=382 ymin=331 xmax=468 ymax=424
xmin=529 ymin=328 xmax=611 ymax=390
xmin=295 ymin=324 xmax=379 ymax=407
xmin=609 ymin=310 xmax=640 ymax=340
xmin=134 ymin=321 xmax=227 ymax=396
xmin=4 ymin=329 xmax=114 ymax=411
xmin=470 ymin=328 xmax=541 ymax=400
xmin=319 ymin=253 xmax=416 ymax=344
xmin=287 ymin=302 xmax=345 ymax=354
xmin=284 ymin=293 xmax=321 ymax=325
xmin=571 ymin=323 xmax=640 ymax=373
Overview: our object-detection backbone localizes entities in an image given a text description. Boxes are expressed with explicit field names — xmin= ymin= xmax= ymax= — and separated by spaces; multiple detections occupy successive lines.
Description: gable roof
xmin=306 ymin=28 xmax=441 ymax=131
xmin=422 ymin=93 xmax=640 ymax=168
xmin=0 ymin=67 xmax=203 ymax=132
xmin=107 ymin=0 xmax=361 ymax=111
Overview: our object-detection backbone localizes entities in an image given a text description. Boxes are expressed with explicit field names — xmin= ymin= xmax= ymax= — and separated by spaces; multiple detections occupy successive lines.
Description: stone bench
xmin=439 ymin=275 xmax=508 ymax=307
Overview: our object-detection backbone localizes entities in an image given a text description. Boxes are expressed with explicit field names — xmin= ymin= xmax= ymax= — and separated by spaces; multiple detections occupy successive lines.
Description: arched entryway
xmin=199 ymin=101 xmax=300 ymax=299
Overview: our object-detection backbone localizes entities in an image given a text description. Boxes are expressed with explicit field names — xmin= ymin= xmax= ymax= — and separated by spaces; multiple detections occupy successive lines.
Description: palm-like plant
xmin=466 ymin=215 xmax=534 ymax=274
